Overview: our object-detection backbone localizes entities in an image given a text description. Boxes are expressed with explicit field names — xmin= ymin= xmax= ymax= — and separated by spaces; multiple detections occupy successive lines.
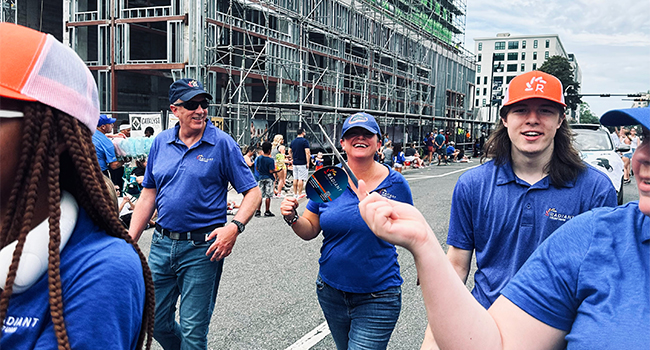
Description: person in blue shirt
xmin=434 ymin=129 xmax=447 ymax=165
xmin=280 ymin=112 xmax=414 ymax=350
xmin=289 ymin=128 xmax=311 ymax=197
xmin=0 ymin=23 xmax=153 ymax=349
xmin=359 ymin=106 xmax=650 ymax=350
xmin=254 ymin=141 xmax=280 ymax=217
xmin=92 ymin=114 xmax=124 ymax=178
xmin=421 ymin=71 xmax=617 ymax=349
xmin=128 ymin=78 xmax=261 ymax=350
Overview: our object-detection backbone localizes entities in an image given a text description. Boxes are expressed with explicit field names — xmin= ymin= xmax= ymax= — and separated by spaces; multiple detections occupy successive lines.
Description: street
xmin=137 ymin=160 xmax=638 ymax=350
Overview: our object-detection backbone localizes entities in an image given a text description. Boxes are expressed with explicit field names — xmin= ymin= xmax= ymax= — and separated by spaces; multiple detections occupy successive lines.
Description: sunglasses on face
xmin=173 ymin=99 xmax=210 ymax=110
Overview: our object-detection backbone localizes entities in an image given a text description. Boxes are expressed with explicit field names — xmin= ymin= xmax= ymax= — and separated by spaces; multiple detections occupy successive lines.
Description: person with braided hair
xmin=0 ymin=23 xmax=154 ymax=349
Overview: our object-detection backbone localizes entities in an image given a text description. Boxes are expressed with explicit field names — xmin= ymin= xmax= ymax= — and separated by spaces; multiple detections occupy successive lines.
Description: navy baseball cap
xmin=97 ymin=114 xmax=116 ymax=127
xmin=168 ymin=78 xmax=213 ymax=104
xmin=341 ymin=112 xmax=381 ymax=139
xmin=600 ymin=107 xmax=650 ymax=130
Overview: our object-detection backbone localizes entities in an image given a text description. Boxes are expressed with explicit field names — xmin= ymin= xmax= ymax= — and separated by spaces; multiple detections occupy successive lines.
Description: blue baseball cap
xmin=340 ymin=112 xmax=381 ymax=139
xmin=600 ymin=107 xmax=650 ymax=130
xmin=168 ymin=78 xmax=213 ymax=104
xmin=97 ymin=114 xmax=116 ymax=127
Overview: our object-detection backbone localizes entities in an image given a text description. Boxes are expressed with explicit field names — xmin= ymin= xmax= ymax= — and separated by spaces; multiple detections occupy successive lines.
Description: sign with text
xmin=130 ymin=113 xmax=163 ymax=138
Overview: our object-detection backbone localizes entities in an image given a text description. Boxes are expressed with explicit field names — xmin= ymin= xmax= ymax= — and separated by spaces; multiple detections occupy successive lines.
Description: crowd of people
xmin=2 ymin=22 xmax=648 ymax=350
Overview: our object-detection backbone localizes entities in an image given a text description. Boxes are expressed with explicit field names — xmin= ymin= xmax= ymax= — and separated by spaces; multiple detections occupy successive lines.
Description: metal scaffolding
xmin=62 ymin=0 xmax=487 ymax=148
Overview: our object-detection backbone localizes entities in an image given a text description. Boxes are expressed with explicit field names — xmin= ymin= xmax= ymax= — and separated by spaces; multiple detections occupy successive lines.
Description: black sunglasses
xmin=174 ymin=99 xmax=210 ymax=110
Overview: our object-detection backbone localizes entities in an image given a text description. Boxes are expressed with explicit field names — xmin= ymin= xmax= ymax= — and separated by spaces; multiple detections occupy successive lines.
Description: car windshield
xmin=573 ymin=129 xmax=613 ymax=151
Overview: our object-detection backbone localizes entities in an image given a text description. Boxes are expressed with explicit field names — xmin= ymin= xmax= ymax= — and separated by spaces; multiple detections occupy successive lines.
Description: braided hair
xmin=0 ymin=102 xmax=154 ymax=350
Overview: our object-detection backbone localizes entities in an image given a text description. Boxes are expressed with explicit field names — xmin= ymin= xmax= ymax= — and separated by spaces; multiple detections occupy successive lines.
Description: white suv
xmin=572 ymin=124 xmax=630 ymax=204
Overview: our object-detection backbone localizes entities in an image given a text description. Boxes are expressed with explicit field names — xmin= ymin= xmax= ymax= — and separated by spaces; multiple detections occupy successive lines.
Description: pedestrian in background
xmin=289 ymin=128 xmax=310 ymax=198
xmin=280 ymin=112 xmax=413 ymax=350
xmin=419 ymin=70 xmax=617 ymax=349
xmin=254 ymin=141 xmax=280 ymax=217
xmin=359 ymin=106 xmax=650 ymax=350
xmin=0 ymin=22 xmax=153 ymax=349
xmin=128 ymin=78 xmax=261 ymax=350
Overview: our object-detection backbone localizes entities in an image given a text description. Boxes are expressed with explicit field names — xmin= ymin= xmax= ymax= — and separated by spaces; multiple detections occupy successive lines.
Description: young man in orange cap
xmin=420 ymin=70 xmax=617 ymax=349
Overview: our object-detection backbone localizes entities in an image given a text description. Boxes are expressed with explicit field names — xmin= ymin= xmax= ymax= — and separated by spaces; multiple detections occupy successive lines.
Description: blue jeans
xmin=316 ymin=275 xmax=401 ymax=350
xmin=149 ymin=230 xmax=224 ymax=350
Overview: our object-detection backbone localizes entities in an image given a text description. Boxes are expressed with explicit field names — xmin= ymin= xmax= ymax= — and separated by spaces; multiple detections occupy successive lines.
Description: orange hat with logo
xmin=502 ymin=71 xmax=566 ymax=107
xmin=0 ymin=23 xmax=99 ymax=132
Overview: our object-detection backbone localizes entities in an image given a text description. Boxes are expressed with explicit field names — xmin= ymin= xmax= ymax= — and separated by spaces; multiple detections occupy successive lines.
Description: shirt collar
xmin=641 ymin=211 xmax=650 ymax=243
xmin=495 ymin=161 xmax=574 ymax=189
xmin=167 ymin=119 xmax=217 ymax=147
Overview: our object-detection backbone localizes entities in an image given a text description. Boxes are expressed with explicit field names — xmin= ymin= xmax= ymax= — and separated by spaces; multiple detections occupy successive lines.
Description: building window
xmin=477 ymin=65 xmax=481 ymax=73
xmin=495 ymin=41 xmax=506 ymax=50
xmin=508 ymin=41 xmax=519 ymax=49
xmin=507 ymin=64 xmax=518 ymax=72
xmin=545 ymin=51 xmax=550 ymax=59
xmin=533 ymin=63 xmax=537 ymax=70
xmin=477 ymin=76 xmax=481 ymax=85
xmin=478 ymin=42 xmax=482 ymax=51
xmin=522 ymin=40 xmax=526 ymax=49
xmin=545 ymin=39 xmax=550 ymax=48
xmin=533 ymin=40 xmax=538 ymax=48
xmin=521 ymin=52 xmax=526 ymax=60
xmin=476 ymin=99 xmax=479 ymax=107
xmin=507 ymin=52 xmax=518 ymax=60
xmin=506 ymin=76 xmax=516 ymax=84
xmin=483 ymin=88 xmax=487 ymax=96
xmin=478 ymin=53 xmax=482 ymax=62
xmin=476 ymin=87 xmax=480 ymax=96
xmin=493 ymin=63 xmax=504 ymax=73
xmin=482 ymin=99 xmax=486 ymax=106
xmin=494 ymin=76 xmax=503 ymax=84
xmin=521 ymin=63 xmax=525 ymax=72
xmin=493 ymin=53 xmax=505 ymax=61
xmin=533 ymin=52 xmax=538 ymax=60
xmin=484 ymin=76 xmax=488 ymax=84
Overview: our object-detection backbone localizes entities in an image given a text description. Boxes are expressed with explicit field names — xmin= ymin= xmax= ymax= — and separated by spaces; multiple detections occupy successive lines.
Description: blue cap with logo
xmin=340 ymin=112 xmax=381 ymax=139
xmin=97 ymin=114 xmax=116 ymax=127
xmin=169 ymin=78 xmax=213 ymax=104
xmin=600 ymin=107 xmax=650 ymax=130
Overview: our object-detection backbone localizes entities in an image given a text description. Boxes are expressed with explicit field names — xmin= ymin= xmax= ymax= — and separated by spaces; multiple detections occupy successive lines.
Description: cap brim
xmin=600 ymin=107 xmax=650 ymax=129
xmin=341 ymin=125 xmax=380 ymax=139
xmin=0 ymin=86 xmax=38 ymax=102
xmin=178 ymin=91 xmax=213 ymax=103
xmin=503 ymin=96 xmax=567 ymax=107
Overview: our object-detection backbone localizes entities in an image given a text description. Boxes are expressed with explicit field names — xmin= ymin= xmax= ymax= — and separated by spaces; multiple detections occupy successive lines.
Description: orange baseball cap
xmin=0 ymin=23 xmax=99 ymax=132
xmin=502 ymin=71 xmax=566 ymax=107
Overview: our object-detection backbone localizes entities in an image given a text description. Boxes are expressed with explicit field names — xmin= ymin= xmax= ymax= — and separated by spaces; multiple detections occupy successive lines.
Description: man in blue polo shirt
xmin=92 ymin=114 xmax=123 ymax=178
xmin=420 ymin=70 xmax=617 ymax=349
xmin=128 ymin=78 xmax=261 ymax=350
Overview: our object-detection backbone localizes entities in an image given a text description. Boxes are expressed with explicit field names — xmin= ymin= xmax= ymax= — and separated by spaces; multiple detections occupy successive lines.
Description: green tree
xmin=577 ymin=102 xmax=600 ymax=124
xmin=538 ymin=55 xmax=582 ymax=111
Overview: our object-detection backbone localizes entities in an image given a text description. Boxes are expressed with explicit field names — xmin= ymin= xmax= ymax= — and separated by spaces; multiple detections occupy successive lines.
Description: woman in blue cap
xmin=280 ymin=112 xmax=414 ymax=349
xmin=358 ymin=106 xmax=650 ymax=350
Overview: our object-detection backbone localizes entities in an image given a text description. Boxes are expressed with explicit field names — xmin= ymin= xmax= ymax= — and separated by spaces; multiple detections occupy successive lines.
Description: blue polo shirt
xmin=255 ymin=155 xmax=275 ymax=180
xmin=143 ymin=120 xmax=257 ymax=232
xmin=290 ymin=137 xmax=310 ymax=165
xmin=447 ymin=160 xmax=617 ymax=308
xmin=502 ymin=202 xmax=649 ymax=349
xmin=306 ymin=164 xmax=413 ymax=293
xmin=92 ymin=130 xmax=117 ymax=171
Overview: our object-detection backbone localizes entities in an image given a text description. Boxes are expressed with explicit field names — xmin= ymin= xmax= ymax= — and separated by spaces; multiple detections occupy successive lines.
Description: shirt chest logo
xmin=378 ymin=188 xmax=396 ymax=200
xmin=196 ymin=155 xmax=214 ymax=163
xmin=544 ymin=208 xmax=574 ymax=222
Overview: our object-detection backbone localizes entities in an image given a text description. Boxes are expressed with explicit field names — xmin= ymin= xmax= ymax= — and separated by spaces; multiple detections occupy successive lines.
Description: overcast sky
xmin=463 ymin=0 xmax=650 ymax=116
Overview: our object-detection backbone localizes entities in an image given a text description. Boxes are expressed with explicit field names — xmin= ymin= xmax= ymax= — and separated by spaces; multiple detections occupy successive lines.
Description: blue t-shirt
xmin=434 ymin=134 xmax=446 ymax=148
xmin=255 ymin=155 xmax=276 ymax=180
xmin=290 ymin=137 xmax=310 ymax=165
xmin=306 ymin=164 xmax=413 ymax=293
xmin=394 ymin=151 xmax=405 ymax=165
xmin=92 ymin=130 xmax=117 ymax=171
xmin=143 ymin=120 xmax=257 ymax=232
xmin=446 ymin=146 xmax=456 ymax=155
xmin=447 ymin=160 xmax=617 ymax=308
xmin=1 ymin=208 xmax=144 ymax=349
xmin=502 ymin=202 xmax=649 ymax=349
xmin=425 ymin=136 xmax=434 ymax=147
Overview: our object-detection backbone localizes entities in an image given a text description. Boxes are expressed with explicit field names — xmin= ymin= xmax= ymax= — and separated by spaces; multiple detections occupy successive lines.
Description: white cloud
xmin=463 ymin=0 xmax=650 ymax=115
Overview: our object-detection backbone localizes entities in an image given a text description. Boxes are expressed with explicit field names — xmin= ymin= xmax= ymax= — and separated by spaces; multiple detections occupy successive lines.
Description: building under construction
xmin=3 ymin=0 xmax=484 ymax=148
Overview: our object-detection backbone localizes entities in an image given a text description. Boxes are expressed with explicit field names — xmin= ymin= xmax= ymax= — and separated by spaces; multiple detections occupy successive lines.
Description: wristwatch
xmin=284 ymin=211 xmax=300 ymax=226
xmin=231 ymin=219 xmax=245 ymax=234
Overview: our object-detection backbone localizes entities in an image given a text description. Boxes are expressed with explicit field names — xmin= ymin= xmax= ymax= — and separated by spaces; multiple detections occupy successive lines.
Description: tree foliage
xmin=538 ymin=56 xmax=582 ymax=111
xmin=577 ymin=102 xmax=600 ymax=124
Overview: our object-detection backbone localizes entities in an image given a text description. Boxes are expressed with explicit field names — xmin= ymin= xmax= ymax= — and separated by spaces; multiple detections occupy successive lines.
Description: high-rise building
xmin=3 ymin=0 xmax=490 ymax=147
xmin=473 ymin=33 xmax=581 ymax=123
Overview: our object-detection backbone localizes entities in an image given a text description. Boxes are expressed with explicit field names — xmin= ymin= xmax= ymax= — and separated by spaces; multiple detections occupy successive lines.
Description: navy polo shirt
xmin=290 ymin=137 xmax=310 ymax=165
xmin=502 ymin=202 xmax=649 ymax=348
xmin=92 ymin=130 xmax=117 ymax=171
xmin=306 ymin=164 xmax=413 ymax=293
xmin=143 ymin=120 xmax=257 ymax=232
xmin=255 ymin=155 xmax=275 ymax=180
xmin=447 ymin=160 xmax=617 ymax=308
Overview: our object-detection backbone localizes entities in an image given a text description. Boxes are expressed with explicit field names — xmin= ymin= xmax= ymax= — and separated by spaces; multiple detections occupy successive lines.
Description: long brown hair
xmin=481 ymin=103 xmax=586 ymax=187
xmin=0 ymin=102 xmax=154 ymax=349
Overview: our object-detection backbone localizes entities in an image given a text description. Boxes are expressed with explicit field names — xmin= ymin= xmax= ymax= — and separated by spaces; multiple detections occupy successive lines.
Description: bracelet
xmin=284 ymin=211 xmax=299 ymax=226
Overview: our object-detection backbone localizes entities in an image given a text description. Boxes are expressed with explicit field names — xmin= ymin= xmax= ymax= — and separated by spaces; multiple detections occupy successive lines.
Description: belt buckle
xmin=169 ymin=231 xmax=181 ymax=240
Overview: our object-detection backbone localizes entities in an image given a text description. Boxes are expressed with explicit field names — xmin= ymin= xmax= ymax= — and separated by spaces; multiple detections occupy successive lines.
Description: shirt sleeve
xmin=446 ymin=174 xmax=475 ymax=250
xmin=500 ymin=212 xmax=594 ymax=331
xmin=224 ymin=138 xmax=258 ymax=193
xmin=590 ymin=171 xmax=618 ymax=209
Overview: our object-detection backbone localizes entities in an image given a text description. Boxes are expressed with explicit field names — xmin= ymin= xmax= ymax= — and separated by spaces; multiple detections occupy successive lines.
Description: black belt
xmin=155 ymin=223 xmax=223 ymax=242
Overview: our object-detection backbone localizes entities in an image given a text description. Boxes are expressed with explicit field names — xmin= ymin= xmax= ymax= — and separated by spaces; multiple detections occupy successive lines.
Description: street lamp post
xmin=564 ymin=84 xmax=576 ymax=122
xmin=488 ymin=53 xmax=503 ymax=123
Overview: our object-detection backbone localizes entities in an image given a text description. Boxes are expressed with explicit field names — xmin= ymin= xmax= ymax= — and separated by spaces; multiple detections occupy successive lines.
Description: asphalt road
xmin=137 ymin=160 xmax=639 ymax=350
